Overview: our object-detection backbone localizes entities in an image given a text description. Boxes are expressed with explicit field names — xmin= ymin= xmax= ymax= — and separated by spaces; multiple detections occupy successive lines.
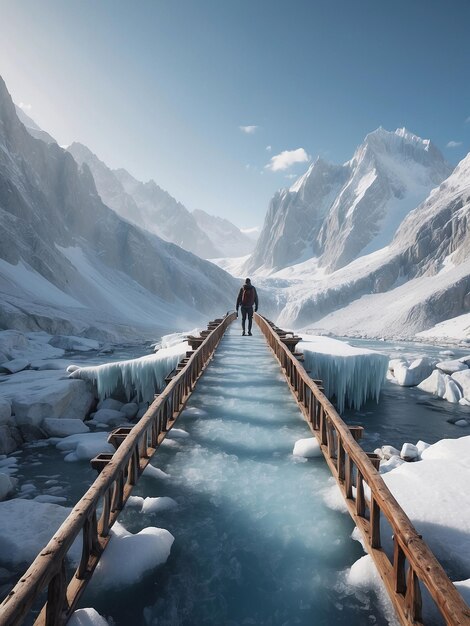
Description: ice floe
xmin=380 ymin=436 xmax=470 ymax=577
xmin=89 ymin=522 xmax=174 ymax=589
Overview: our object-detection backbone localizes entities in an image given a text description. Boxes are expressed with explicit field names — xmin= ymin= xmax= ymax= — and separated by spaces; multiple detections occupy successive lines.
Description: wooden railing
xmin=0 ymin=312 xmax=236 ymax=626
xmin=255 ymin=313 xmax=470 ymax=626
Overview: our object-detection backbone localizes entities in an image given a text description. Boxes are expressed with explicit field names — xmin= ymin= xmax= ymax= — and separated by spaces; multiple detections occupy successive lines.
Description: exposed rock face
xmin=247 ymin=128 xmax=451 ymax=275
xmin=0 ymin=75 xmax=237 ymax=335
xmin=247 ymin=158 xmax=348 ymax=272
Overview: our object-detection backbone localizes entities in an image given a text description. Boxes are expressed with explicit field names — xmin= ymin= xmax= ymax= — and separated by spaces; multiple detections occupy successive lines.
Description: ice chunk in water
xmin=90 ymin=522 xmax=174 ymax=589
xmin=141 ymin=496 xmax=178 ymax=514
xmin=69 ymin=608 xmax=109 ymax=626
xmin=293 ymin=437 xmax=321 ymax=458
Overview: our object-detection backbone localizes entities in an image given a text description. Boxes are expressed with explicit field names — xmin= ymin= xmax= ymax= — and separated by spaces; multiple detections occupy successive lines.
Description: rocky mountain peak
xmin=247 ymin=127 xmax=453 ymax=275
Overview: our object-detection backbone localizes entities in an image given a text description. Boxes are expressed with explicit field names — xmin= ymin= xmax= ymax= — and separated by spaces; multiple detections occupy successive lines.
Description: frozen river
xmin=3 ymin=327 xmax=469 ymax=624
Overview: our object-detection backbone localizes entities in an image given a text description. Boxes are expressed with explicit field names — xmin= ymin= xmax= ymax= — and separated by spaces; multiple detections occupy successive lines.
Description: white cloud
xmin=239 ymin=125 xmax=258 ymax=134
xmin=18 ymin=102 xmax=32 ymax=111
xmin=285 ymin=173 xmax=297 ymax=179
xmin=465 ymin=116 xmax=470 ymax=124
xmin=266 ymin=145 xmax=272 ymax=151
xmin=265 ymin=148 xmax=310 ymax=172
xmin=446 ymin=140 xmax=462 ymax=148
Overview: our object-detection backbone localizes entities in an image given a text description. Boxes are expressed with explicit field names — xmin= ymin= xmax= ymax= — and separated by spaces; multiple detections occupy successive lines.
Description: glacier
xmin=69 ymin=336 xmax=189 ymax=402
xmin=298 ymin=334 xmax=389 ymax=412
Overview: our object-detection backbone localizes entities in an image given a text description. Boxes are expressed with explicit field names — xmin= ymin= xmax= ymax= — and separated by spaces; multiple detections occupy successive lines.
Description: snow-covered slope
xmin=67 ymin=143 xmax=220 ymax=259
xmin=67 ymin=145 xmax=252 ymax=261
xmin=192 ymin=209 xmax=255 ymax=258
xmin=247 ymin=128 xmax=451 ymax=275
xmin=113 ymin=167 xmax=222 ymax=259
xmin=0 ymin=75 xmax=237 ymax=338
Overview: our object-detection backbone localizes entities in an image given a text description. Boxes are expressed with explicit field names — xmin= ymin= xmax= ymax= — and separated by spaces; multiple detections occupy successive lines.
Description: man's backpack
xmin=241 ymin=286 xmax=255 ymax=307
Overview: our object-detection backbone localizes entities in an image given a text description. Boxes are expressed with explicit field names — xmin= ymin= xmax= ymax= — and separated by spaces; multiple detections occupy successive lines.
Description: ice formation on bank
xmin=69 ymin=336 xmax=190 ymax=402
xmin=298 ymin=334 xmax=388 ymax=412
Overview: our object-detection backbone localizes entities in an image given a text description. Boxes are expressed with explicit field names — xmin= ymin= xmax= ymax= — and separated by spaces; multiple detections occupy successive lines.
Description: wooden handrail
xmin=254 ymin=313 xmax=470 ymax=626
xmin=0 ymin=312 xmax=236 ymax=626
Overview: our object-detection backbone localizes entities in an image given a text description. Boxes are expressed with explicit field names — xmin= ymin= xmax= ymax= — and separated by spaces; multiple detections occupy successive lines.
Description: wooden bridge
xmin=0 ymin=313 xmax=469 ymax=626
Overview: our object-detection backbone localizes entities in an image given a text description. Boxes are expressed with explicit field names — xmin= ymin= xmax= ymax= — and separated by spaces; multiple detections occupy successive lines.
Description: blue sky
xmin=0 ymin=0 xmax=469 ymax=228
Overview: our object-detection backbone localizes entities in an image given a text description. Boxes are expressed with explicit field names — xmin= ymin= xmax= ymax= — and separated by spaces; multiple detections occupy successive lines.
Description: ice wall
xmin=69 ymin=339 xmax=189 ymax=402
xmin=298 ymin=334 xmax=388 ymax=412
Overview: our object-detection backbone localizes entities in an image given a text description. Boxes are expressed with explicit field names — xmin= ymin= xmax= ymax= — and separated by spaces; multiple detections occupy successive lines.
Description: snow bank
xmin=69 ymin=341 xmax=189 ymax=402
xmin=381 ymin=436 xmax=470 ymax=578
xmin=90 ymin=522 xmax=174 ymax=589
xmin=416 ymin=313 xmax=470 ymax=342
xmin=298 ymin=334 xmax=388 ymax=412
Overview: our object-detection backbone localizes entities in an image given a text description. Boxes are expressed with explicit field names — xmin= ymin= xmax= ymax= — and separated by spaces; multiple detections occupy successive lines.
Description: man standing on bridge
xmin=236 ymin=278 xmax=259 ymax=336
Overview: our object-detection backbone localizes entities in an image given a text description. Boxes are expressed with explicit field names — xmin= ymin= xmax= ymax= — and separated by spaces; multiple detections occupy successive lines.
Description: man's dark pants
xmin=241 ymin=306 xmax=254 ymax=333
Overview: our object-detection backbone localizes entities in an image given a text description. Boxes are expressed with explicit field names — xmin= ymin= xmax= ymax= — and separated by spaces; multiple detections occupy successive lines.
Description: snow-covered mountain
xmin=247 ymin=128 xmax=452 ymax=275
xmin=66 ymin=142 xmax=219 ymax=259
xmin=192 ymin=209 xmax=255 ymax=257
xmin=67 ymin=143 xmax=251 ymax=260
xmin=274 ymin=151 xmax=470 ymax=338
xmin=0 ymin=76 xmax=238 ymax=338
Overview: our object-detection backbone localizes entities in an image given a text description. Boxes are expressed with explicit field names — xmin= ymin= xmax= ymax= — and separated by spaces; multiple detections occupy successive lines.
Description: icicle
xmin=69 ymin=341 xmax=189 ymax=402
xmin=298 ymin=335 xmax=388 ymax=412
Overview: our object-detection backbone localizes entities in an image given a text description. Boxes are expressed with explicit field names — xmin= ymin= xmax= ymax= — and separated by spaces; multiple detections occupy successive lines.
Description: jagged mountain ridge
xmin=0 ymin=76 xmax=238 ymax=336
xmin=247 ymin=128 xmax=452 ymax=275
xmin=275 ymin=151 xmax=470 ymax=337
xmin=67 ymin=143 xmax=253 ymax=260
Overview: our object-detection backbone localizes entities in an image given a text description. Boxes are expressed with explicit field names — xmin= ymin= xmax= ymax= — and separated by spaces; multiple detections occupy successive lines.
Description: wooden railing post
xmin=45 ymin=560 xmax=68 ymax=626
